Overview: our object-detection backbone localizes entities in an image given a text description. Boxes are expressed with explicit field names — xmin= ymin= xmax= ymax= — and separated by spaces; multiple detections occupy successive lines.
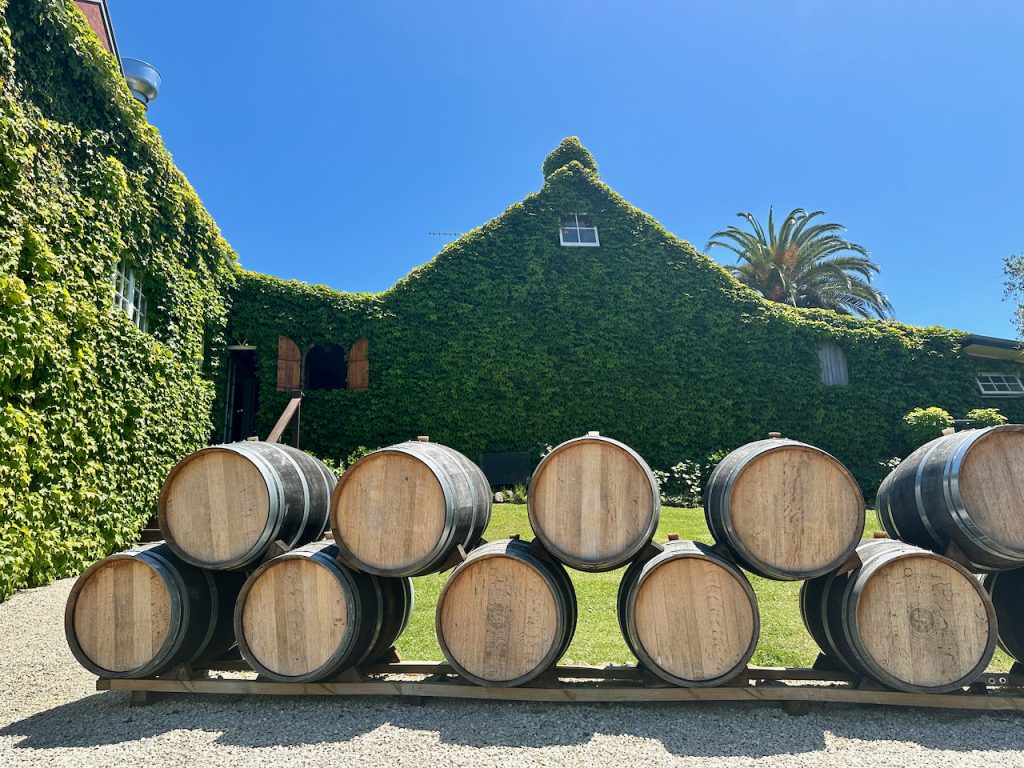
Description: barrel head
xmin=333 ymin=451 xmax=447 ymax=574
xmin=854 ymin=554 xmax=994 ymax=690
xmin=528 ymin=437 xmax=658 ymax=570
xmin=239 ymin=558 xmax=350 ymax=679
xmin=438 ymin=555 xmax=560 ymax=684
xmin=957 ymin=428 xmax=1024 ymax=555
xmin=727 ymin=445 xmax=863 ymax=578
xmin=631 ymin=556 xmax=757 ymax=684
xmin=71 ymin=558 xmax=172 ymax=674
xmin=161 ymin=448 xmax=271 ymax=566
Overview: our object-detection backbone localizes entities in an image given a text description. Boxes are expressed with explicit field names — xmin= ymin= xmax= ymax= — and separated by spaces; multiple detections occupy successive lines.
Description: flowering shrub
xmin=965 ymin=408 xmax=1007 ymax=427
xmin=903 ymin=407 xmax=954 ymax=449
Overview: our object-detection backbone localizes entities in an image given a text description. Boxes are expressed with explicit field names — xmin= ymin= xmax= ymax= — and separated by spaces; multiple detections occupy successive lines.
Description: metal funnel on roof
xmin=121 ymin=58 xmax=161 ymax=108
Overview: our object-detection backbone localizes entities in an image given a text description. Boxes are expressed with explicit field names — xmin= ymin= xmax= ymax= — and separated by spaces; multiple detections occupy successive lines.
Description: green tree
xmin=706 ymin=207 xmax=894 ymax=318
xmin=1003 ymin=252 xmax=1024 ymax=337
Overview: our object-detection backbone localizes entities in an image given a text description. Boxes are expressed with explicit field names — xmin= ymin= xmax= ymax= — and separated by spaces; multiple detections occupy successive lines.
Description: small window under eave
xmin=560 ymin=214 xmax=599 ymax=247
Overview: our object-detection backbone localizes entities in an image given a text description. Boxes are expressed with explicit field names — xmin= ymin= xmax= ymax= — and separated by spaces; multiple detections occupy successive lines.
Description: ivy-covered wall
xmin=0 ymin=0 xmax=236 ymax=600
xmin=2 ymin=1 xmax=1019 ymax=603
xmin=227 ymin=138 xmax=1024 ymax=497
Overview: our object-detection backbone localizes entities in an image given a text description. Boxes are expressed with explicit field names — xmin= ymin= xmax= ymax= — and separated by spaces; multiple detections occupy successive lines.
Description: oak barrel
xmin=618 ymin=540 xmax=759 ymax=686
xmin=159 ymin=441 xmax=335 ymax=570
xmin=704 ymin=438 xmax=864 ymax=580
xmin=527 ymin=433 xmax=660 ymax=572
xmin=331 ymin=439 xmax=491 ymax=577
xmin=436 ymin=538 xmax=576 ymax=687
xmin=876 ymin=424 xmax=1024 ymax=570
xmin=800 ymin=539 xmax=996 ymax=693
xmin=65 ymin=542 xmax=245 ymax=678
xmin=234 ymin=541 xmax=413 ymax=682
xmin=981 ymin=568 xmax=1024 ymax=664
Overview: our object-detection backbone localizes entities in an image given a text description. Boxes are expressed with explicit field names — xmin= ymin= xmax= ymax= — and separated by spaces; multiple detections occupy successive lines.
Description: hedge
xmin=0 ymin=0 xmax=236 ymax=600
xmin=227 ymin=139 xmax=1024 ymax=498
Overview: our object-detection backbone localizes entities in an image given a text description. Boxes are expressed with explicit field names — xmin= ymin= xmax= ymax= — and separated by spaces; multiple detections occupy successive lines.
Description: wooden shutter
xmin=276 ymin=335 xmax=301 ymax=391
xmin=348 ymin=338 xmax=369 ymax=391
xmin=818 ymin=342 xmax=849 ymax=386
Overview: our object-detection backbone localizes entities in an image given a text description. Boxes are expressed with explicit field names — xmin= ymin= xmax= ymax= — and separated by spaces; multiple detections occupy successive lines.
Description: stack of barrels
xmin=873 ymin=425 xmax=1024 ymax=683
xmin=65 ymin=425 xmax=1020 ymax=694
xmin=435 ymin=431 xmax=865 ymax=688
xmin=65 ymin=440 xmax=467 ymax=682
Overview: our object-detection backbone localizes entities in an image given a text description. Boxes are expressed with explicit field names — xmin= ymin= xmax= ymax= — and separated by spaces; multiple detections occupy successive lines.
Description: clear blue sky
xmin=109 ymin=0 xmax=1024 ymax=337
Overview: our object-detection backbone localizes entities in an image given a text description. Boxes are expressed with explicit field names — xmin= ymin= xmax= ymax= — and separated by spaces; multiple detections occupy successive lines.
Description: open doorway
xmin=224 ymin=346 xmax=259 ymax=442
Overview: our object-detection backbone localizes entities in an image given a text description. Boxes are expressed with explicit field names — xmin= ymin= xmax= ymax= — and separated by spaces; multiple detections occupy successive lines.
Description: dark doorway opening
xmin=224 ymin=348 xmax=259 ymax=442
xmin=305 ymin=343 xmax=347 ymax=390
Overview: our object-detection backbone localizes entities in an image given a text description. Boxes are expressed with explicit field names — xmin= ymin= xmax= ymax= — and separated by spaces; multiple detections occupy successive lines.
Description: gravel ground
xmin=2 ymin=579 xmax=1023 ymax=767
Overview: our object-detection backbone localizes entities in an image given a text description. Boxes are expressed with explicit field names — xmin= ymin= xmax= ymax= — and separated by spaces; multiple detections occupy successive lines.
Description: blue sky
xmin=109 ymin=1 xmax=1023 ymax=337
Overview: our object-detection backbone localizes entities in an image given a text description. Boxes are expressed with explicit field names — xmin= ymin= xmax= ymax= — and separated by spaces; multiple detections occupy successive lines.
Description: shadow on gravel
xmin=3 ymin=692 xmax=1022 ymax=758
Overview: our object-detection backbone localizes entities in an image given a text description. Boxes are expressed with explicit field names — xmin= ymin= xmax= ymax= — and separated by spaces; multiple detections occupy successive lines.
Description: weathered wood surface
xmin=159 ymin=442 xmax=335 ymax=570
xmin=877 ymin=425 xmax=1024 ymax=569
xmin=334 ymin=451 xmax=447 ymax=574
xmin=801 ymin=539 xmax=997 ymax=694
xmin=331 ymin=440 xmax=491 ymax=577
xmin=436 ymin=539 xmax=576 ymax=687
xmin=73 ymin=558 xmax=171 ymax=674
xmin=856 ymin=554 xmax=991 ymax=689
xmin=957 ymin=428 xmax=1024 ymax=553
xmin=635 ymin=559 xmax=755 ymax=682
xmin=705 ymin=439 xmax=864 ymax=580
xmin=96 ymin=663 xmax=1024 ymax=711
xmin=162 ymin=449 xmax=270 ymax=566
xmin=528 ymin=434 xmax=659 ymax=571
xmin=239 ymin=558 xmax=347 ymax=679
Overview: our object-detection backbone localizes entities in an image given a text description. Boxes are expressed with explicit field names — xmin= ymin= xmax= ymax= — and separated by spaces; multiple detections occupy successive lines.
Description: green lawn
xmin=395 ymin=504 xmax=1013 ymax=671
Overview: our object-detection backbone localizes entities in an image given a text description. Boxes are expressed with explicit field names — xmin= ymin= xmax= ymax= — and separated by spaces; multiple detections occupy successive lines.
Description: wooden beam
xmin=95 ymin=663 xmax=1024 ymax=711
xmin=266 ymin=393 xmax=302 ymax=445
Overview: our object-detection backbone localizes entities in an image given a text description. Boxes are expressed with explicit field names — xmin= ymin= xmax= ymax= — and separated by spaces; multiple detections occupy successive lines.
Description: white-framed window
xmin=976 ymin=372 xmax=1024 ymax=396
xmin=112 ymin=258 xmax=147 ymax=332
xmin=818 ymin=342 xmax=849 ymax=386
xmin=559 ymin=214 xmax=599 ymax=247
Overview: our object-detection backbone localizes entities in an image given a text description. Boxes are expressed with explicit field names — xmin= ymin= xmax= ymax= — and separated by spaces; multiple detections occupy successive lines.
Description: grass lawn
xmin=395 ymin=504 xmax=1014 ymax=671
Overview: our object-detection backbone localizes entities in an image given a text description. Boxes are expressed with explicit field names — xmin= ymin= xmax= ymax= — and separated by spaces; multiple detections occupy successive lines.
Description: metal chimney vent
xmin=121 ymin=58 xmax=161 ymax=108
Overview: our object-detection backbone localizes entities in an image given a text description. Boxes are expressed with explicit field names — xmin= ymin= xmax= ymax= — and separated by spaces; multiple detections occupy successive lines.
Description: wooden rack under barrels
xmin=99 ymin=659 xmax=1024 ymax=713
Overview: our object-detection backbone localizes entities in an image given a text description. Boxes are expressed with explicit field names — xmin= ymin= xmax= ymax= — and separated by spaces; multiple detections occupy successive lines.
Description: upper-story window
xmin=818 ymin=342 xmax=848 ymax=386
xmin=112 ymin=258 xmax=147 ymax=332
xmin=977 ymin=372 xmax=1024 ymax=396
xmin=559 ymin=214 xmax=599 ymax=247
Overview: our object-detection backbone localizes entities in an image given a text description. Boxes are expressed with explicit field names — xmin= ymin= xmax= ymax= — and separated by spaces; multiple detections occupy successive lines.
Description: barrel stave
xmin=618 ymin=540 xmax=759 ymax=687
xmin=704 ymin=439 xmax=864 ymax=580
xmin=331 ymin=440 xmax=491 ymax=577
xmin=527 ymin=434 xmax=660 ymax=572
xmin=436 ymin=538 xmax=576 ymax=687
xmin=159 ymin=442 xmax=335 ymax=570
xmin=65 ymin=542 xmax=242 ymax=678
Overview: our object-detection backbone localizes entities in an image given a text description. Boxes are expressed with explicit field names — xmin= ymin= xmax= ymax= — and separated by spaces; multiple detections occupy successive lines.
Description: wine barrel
xmin=981 ymin=568 xmax=1024 ymax=664
xmin=618 ymin=540 xmax=759 ymax=686
xmin=800 ymin=539 xmax=996 ymax=693
xmin=65 ymin=542 xmax=244 ymax=678
xmin=331 ymin=438 xmax=491 ymax=577
xmin=704 ymin=438 xmax=864 ymax=580
xmin=876 ymin=424 xmax=1024 ymax=570
xmin=159 ymin=441 xmax=335 ymax=570
xmin=436 ymin=538 xmax=576 ymax=687
xmin=527 ymin=433 xmax=660 ymax=571
xmin=234 ymin=541 xmax=413 ymax=682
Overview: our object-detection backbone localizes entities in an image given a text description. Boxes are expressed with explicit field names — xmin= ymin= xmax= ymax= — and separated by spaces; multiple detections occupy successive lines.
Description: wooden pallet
xmin=97 ymin=661 xmax=1024 ymax=712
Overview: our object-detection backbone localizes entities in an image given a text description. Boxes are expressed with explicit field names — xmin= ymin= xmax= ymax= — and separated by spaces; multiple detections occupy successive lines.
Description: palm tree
xmin=706 ymin=207 xmax=894 ymax=318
